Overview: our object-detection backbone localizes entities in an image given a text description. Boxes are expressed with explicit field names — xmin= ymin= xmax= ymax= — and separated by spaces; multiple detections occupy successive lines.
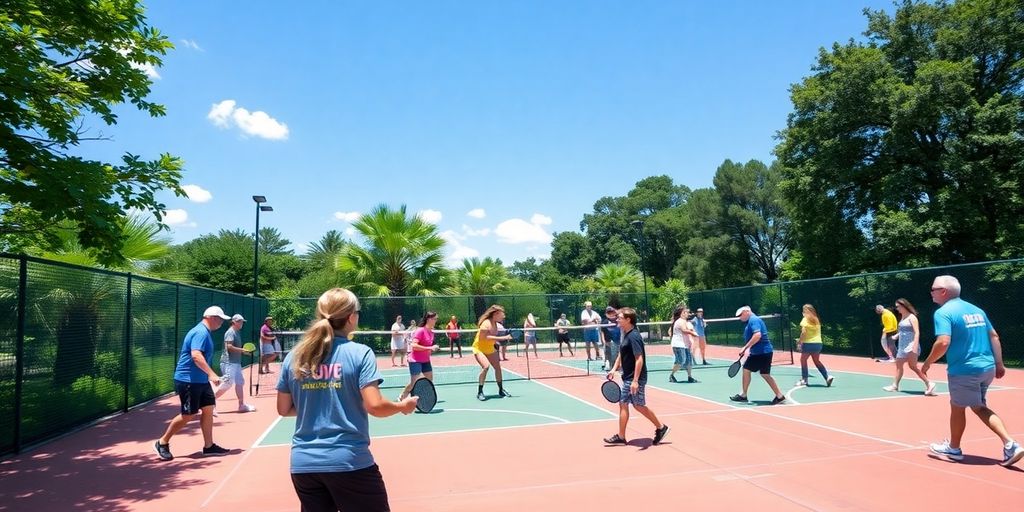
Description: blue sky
xmin=86 ymin=0 xmax=893 ymax=265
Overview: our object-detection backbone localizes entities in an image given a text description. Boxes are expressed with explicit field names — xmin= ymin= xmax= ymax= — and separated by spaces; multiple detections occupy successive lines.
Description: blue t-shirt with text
xmin=744 ymin=314 xmax=773 ymax=355
xmin=934 ymin=298 xmax=995 ymax=376
xmin=173 ymin=323 xmax=214 ymax=383
xmin=694 ymin=317 xmax=706 ymax=337
xmin=277 ymin=337 xmax=384 ymax=474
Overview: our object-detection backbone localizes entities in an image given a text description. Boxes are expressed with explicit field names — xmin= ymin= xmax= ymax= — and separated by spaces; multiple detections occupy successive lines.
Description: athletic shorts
xmin=743 ymin=353 xmax=773 ymax=374
xmin=620 ymin=380 xmax=647 ymax=406
xmin=291 ymin=465 xmax=390 ymax=512
xmin=800 ymin=343 xmax=822 ymax=354
xmin=557 ymin=332 xmax=570 ymax=343
xmin=219 ymin=362 xmax=244 ymax=386
xmin=408 ymin=361 xmax=433 ymax=375
xmin=525 ymin=332 xmax=537 ymax=345
xmin=174 ymin=380 xmax=215 ymax=415
xmin=583 ymin=328 xmax=599 ymax=344
xmin=672 ymin=347 xmax=693 ymax=367
xmin=261 ymin=343 xmax=276 ymax=356
xmin=948 ymin=370 xmax=995 ymax=408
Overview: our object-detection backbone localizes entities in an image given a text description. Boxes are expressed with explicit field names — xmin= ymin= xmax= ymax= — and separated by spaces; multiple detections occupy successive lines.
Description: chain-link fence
xmin=0 ymin=253 xmax=269 ymax=456
xmin=270 ymin=259 xmax=1023 ymax=365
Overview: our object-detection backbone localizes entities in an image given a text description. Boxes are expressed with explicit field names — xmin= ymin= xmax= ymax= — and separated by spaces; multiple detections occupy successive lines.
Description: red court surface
xmin=1 ymin=344 xmax=1021 ymax=512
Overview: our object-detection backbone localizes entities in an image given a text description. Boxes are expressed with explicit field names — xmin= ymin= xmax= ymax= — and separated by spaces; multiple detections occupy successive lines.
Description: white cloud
xmin=181 ymin=184 xmax=212 ymax=203
xmin=440 ymin=230 xmax=479 ymax=262
xmin=344 ymin=227 xmax=357 ymax=236
xmin=467 ymin=208 xmax=486 ymax=219
xmin=134 ymin=62 xmax=161 ymax=79
xmin=495 ymin=218 xmax=553 ymax=244
xmin=417 ymin=209 xmax=443 ymax=224
xmin=334 ymin=211 xmax=361 ymax=223
xmin=163 ymin=209 xmax=196 ymax=228
xmin=207 ymin=99 xmax=289 ymax=140
xmin=180 ymin=39 xmax=204 ymax=51
xmin=530 ymin=213 xmax=553 ymax=226
xmin=461 ymin=224 xmax=490 ymax=237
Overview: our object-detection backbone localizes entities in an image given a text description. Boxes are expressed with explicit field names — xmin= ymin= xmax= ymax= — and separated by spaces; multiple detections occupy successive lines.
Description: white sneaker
xmin=930 ymin=440 xmax=963 ymax=461
xmin=1002 ymin=441 xmax=1024 ymax=467
xmin=795 ymin=379 xmax=807 ymax=387
xmin=238 ymin=404 xmax=256 ymax=413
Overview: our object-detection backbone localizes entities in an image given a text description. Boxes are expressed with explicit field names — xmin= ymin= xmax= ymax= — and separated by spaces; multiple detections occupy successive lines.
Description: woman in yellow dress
xmin=473 ymin=305 xmax=513 ymax=401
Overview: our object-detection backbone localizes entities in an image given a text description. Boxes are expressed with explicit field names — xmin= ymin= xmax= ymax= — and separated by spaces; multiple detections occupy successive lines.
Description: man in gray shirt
xmin=215 ymin=314 xmax=256 ymax=413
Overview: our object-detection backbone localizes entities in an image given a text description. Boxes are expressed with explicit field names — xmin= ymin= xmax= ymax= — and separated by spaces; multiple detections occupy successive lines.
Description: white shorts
xmin=261 ymin=343 xmax=275 ymax=356
xmin=219 ymin=362 xmax=244 ymax=387
xmin=391 ymin=339 xmax=403 ymax=351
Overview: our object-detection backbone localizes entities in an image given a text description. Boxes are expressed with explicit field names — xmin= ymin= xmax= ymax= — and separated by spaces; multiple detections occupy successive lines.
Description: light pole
xmin=252 ymin=196 xmax=273 ymax=297
xmin=631 ymin=219 xmax=650 ymax=325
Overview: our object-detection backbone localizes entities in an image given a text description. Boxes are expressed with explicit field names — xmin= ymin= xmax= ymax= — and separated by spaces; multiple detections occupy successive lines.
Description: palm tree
xmin=455 ymin=257 xmax=510 ymax=317
xmin=36 ymin=215 xmax=171 ymax=272
xmin=304 ymin=229 xmax=347 ymax=267
xmin=335 ymin=204 xmax=450 ymax=297
xmin=593 ymin=263 xmax=643 ymax=306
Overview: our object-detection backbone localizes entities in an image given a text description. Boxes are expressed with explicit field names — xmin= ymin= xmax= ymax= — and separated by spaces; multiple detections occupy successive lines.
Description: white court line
xmin=505 ymin=366 xmax=617 ymax=418
xmin=201 ymin=414 xmax=286 ymax=508
xmin=783 ymin=385 xmax=803 ymax=405
xmin=443 ymin=408 xmax=570 ymax=423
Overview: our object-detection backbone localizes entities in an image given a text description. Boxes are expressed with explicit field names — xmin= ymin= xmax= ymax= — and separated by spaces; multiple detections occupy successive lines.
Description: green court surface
xmin=259 ymin=367 xmax=613 ymax=446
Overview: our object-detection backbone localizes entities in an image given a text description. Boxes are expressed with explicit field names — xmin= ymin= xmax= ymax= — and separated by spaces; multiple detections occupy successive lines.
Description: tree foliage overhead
xmin=0 ymin=0 xmax=185 ymax=265
xmin=777 ymin=0 xmax=1024 ymax=277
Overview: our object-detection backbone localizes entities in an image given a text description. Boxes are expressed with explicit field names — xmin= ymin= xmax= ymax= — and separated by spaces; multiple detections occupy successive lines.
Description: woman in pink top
xmin=399 ymin=312 xmax=439 ymax=400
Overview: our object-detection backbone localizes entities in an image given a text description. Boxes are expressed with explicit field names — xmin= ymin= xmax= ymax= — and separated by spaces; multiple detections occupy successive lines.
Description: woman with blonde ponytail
xmin=472 ymin=304 xmax=513 ymax=401
xmin=276 ymin=288 xmax=417 ymax=512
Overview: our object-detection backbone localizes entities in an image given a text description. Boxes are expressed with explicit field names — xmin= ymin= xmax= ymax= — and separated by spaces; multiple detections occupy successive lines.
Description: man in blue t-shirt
xmin=694 ymin=308 xmax=709 ymax=365
xmin=154 ymin=306 xmax=232 ymax=461
xmin=922 ymin=275 xmax=1022 ymax=467
xmin=600 ymin=306 xmax=621 ymax=372
xmin=730 ymin=306 xmax=785 ymax=405
xmin=603 ymin=307 xmax=669 ymax=446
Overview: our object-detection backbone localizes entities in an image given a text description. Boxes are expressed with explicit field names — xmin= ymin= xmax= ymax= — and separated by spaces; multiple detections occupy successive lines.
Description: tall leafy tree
xmin=1 ymin=1 xmax=185 ymax=265
xmin=455 ymin=257 xmax=510 ymax=317
xmin=335 ymin=204 xmax=449 ymax=297
xmin=304 ymin=229 xmax=347 ymax=267
xmin=593 ymin=263 xmax=643 ymax=294
xmin=777 ymin=0 xmax=1024 ymax=277
xmin=259 ymin=227 xmax=292 ymax=255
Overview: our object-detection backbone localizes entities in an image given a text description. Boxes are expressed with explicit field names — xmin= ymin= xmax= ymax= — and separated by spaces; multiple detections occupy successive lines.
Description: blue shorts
xmin=800 ymin=343 xmax=823 ymax=354
xmin=620 ymin=380 xmax=647 ymax=406
xmin=583 ymin=328 xmax=600 ymax=344
xmin=672 ymin=347 xmax=693 ymax=367
xmin=409 ymin=361 xmax=433 ymax=375
xmin=948 ymin=370 xmax=994 ymax=408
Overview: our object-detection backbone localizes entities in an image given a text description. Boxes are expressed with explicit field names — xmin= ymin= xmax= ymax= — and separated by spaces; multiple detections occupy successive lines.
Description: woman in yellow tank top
xmin=473 ymin=305 xmax=513 ymax=401
xmin=796 ymin=304 xmax=832 ymax=387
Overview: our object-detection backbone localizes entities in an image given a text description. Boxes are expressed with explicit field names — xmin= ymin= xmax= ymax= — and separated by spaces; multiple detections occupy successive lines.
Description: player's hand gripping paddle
xmin=727 ymin=355 xmax=744 ymax=378
xmin=410 ymin=377 xmax=437 ymax=413
xmin=601 ymin=379 xmax=620 ymax=403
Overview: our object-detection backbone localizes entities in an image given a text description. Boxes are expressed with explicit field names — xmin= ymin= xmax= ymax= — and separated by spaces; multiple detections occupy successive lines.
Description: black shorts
xmin=291 ymin=464 xmax=390 ymax=512
xmin=557 ymin=332 xmax=570 ymax=343
xmin=743 ymin=353 xmax=773 ymax=374
xmin=174 ymin=380 xmax=216 ymax=415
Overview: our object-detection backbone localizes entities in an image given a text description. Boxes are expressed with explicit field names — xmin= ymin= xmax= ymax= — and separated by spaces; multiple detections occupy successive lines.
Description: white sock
xmin=1006 ymin=440 xmax=1016 ymax=450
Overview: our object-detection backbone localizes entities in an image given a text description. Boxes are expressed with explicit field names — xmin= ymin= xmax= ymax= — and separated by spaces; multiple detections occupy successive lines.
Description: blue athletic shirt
xmin=173 ymin=322 xmax=214 ymax=383
xmin=744 ymin=314 xmax=773 ymax=355
xmin=933 ymin=298 xmax=995 ymax=376
xmin=694 ymin=317 xmax=706 ymax=337
xmin=277 ymin=336 xmax=384 ymax=474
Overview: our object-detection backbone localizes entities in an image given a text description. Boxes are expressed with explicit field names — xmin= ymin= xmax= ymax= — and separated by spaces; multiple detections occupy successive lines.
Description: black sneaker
xmin=499 ymin=389 xmax=512 ymax=398
xmin=770 ymin=396 xmax=785 ymax=405
xmin=686 ymin=377 xmax=698 ymax=383
xmin=477 ymin=392 xmax=486 ymax=401
xmin=729 ymin=394 xmax=748 ymax=402
xmin=603 ymin=434 xmax=627 ymax=445
xmin=154 ymin=440 xmax=173 ymax=461
xmin=669 ymin=375 xmax=679 ymax=383
xmin=202 ymin=443 xmax=229 ymax=456
xmin=653 ymin=425 xmax=670 ymax=445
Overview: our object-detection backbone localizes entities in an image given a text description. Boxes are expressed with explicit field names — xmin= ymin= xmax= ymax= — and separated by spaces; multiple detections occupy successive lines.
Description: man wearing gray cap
xmin=214 ymin=314 xmax=256 ymax=414
xmin=154 ymin=306 xmax=232 ymax=461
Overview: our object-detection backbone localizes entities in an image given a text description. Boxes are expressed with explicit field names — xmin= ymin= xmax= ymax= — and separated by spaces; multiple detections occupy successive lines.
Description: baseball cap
xmin=605 ymin=306 xmax=616 ymax=313
xmin=584 ymin=301 xmax=593 ymax=307
xmin=203 ymin=306 xmax=231 ymax=320
xmin=735 ymin=306 xmax=752 ymax=317
xmin=231 ymin=314 xmax=246 ymax=322
xmin=696 ymin=308 xmax=703 ymax=312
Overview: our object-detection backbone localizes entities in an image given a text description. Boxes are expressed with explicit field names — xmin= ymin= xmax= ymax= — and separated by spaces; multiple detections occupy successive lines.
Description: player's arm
xmin=190 ymin=349 xmax=218 ymax=384
xmin=741 ymin=331 xmax=761 ymax=353
xmin=989 ymin=329 xmax=1006 ymax=378
xmin=362 ymin=383 xmax=416 ymax=417
xmin=277 ymin=390 xmax=296 ymax=416
xmin=922 ymin=334 xmax=950 ymax=372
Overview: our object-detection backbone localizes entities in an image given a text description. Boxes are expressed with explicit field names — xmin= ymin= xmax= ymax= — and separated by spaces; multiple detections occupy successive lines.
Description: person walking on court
xmin=154 ymin=306 xmax=232 ymax=461
xmin=922 ymin=276 xmax=1023 ymax=467
xmin=795 ymin=304 xmax=833 ymax=388
xmin=446 ymin=315 xmax=462 ymax=358
xmin=875 ymin=305 xmax=899 ymax=362
xmin=260 ymin=316 xmax=278 ymax=374
xmin=581 ymin=301 xmax=602 ymax=361
xmin=884 ymin=298 xmax=936 ymax=395
xmin=694 ymin=308 xmax=709 ymax=364
xmin=214 ymin=314 xmax=257 ymax=414
xmin=604 ymin=307 xmax=669 ymax=446
xmin=276 ymin=288 xmax=417 ymax=511
xmin=730 ymin=306 xmax=785 ymax=405
xmin=600 ymin=306 xmax=621 ymax=372
xmin=399 ymin=312 xmax=440 ymax=401
xmin=555 ymin=313 xmax=574 ymax=357
xmin=404 ymin=320 xmax=418 ymax=362
xmin=524 ymin=313 xmax=539 ymax=358
xmin=389 ymin=315 xmax=405 ymax=367
xmin=472 ymin=305 xmax=514 ymax=401
xmin=669 ymin=305 xmax=697 ymax=383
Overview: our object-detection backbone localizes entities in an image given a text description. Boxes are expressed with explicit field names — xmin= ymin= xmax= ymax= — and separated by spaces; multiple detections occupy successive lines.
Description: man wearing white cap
xmin=214 ymin=314 xmax=256 ymax=414
xmin=730 ymin=306 xmax=785 ymax=405
xmin=154 ymin=306 xmax=232 ymax=461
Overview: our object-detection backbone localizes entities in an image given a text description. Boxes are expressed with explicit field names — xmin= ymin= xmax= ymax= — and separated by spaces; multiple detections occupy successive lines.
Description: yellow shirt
xmin=881 ymin=310 xmax=898 ymax=334
xmin=472 ymin=329 xmax=496 ymax=355
xmin=800 ymin=318 xmax=822 ymax=343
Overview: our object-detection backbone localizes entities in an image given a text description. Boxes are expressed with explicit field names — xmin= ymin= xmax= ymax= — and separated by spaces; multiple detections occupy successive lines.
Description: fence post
xmin=123 ymin=275 xmax=133 ymax=412
xmin=864 ymin=275 xmax=874 ymax=358
xmin=174 ymin=283 xmax=180 ymax=354
xmin=13 ymin=256 xmax=27 ymax=454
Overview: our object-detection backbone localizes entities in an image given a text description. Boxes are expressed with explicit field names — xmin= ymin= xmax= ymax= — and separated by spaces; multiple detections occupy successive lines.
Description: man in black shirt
xmin=604 ymin=307 xmax=669 ymax=446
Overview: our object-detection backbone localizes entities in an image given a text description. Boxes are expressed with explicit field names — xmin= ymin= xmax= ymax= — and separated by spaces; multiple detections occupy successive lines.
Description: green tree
xmin=549 ymin=231 xmax=596 ymax=278
xmin=455 ymin=257 xmax=510 ymax=317
xmin=0 ymin=1 xmax=185 ymax=265
xmin=508 ymin=257 xmax=541 ymax=282
xmin=304 ymin=229 xmax=347 ymax=267
xmin=259 ymin=227 xmax=292 ymax=255
xmin=31 ymin=214 xmax=171 ymax=272
xmin=150 ymin=229 xmax=295 ymax=294
xmin=335 ymin=204 xmax=450 ymax=297
xmin=776 ymin=0 xmax=1024 ymax=277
